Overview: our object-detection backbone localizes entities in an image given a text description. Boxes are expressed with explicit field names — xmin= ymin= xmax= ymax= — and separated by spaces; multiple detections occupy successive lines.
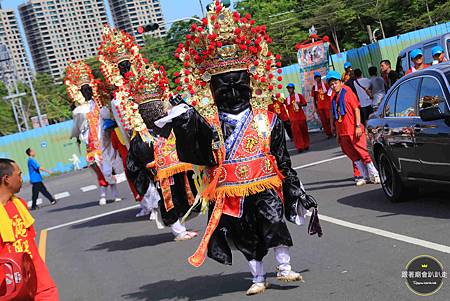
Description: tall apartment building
xmin=0 ymin=5 xmax=31 ymax=84
xmin=19 ymin=0 xmax=108 ymax=80
xmin=109 ymin=0 xmax=166 ymax=45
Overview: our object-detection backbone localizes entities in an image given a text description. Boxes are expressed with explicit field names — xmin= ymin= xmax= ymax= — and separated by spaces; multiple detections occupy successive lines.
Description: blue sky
xmin=1 ymin=0 xmax=204 ymax=22
xmin=1 ymin=0 xmax=204 ymax=68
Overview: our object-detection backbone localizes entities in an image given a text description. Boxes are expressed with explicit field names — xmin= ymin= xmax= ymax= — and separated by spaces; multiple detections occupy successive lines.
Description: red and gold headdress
xmin=98 ymin=25 xmax=144 ymax=87
xmin=64 ymin=60 xmax=101 ymax=107
xmin=175 ymin=1 xmax=283 ymax=121
xmin=65 ymin=60 xmax=102 ymax=163
xmin=114 ymin=61 xmax=172 ymax=144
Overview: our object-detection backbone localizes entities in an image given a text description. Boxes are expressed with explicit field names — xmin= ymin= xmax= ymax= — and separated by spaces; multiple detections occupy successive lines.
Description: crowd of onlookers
xmin=268 ymin=44 xmax=448 ymax=186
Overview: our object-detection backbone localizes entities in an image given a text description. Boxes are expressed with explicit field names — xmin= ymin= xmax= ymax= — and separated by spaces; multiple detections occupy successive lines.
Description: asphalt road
xmin=19 ymin=132 xmax=450 ymax=301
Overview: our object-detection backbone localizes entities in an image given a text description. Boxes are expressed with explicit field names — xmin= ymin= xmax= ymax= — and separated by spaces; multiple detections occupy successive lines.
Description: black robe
xmin=126 ymin=134 xmax=195 ymax=226
xmin=172 ymin=108 xmax=304 ymax=264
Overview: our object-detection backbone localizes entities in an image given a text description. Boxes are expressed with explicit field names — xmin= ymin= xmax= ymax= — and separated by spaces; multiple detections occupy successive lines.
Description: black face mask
xmin=80 ymin=84 xmax=93 ymax=101
xmin=118 ymin=60 xmax=131 ymax=77
xmin=210 ymin=71 xmax=252 ymax=114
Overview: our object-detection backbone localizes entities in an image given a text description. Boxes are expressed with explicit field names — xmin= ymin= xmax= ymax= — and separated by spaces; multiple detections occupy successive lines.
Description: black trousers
xmin=283 ymin=120 xmax=293 ymax=139
xmin=31 ymin=182 xmax=55 ymax=207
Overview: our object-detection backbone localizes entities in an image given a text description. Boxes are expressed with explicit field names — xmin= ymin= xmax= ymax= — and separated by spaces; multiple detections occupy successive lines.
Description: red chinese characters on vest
xmin=268 ymin=99 xmax=289 ymax=122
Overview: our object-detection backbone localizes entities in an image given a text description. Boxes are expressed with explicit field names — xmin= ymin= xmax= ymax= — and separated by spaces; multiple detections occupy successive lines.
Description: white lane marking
xmin=54 ymin=192 xmax=70 ymax=200
xmin=294 ymin=155 xmax=346 ymax=170
xmin=27 ymin=198 xmax=42 ymax=208
xmin=81 ymin=185 xmax=97 ymax=192
xmin=43 ymin=155 xmax=344 ymax=231
xmin=306 ymin=212 xmax=450 ymax=254
xmin=46 ymin=205 xmax=140 ymax=231
xmin=116 ymin=172 xmax=126 ymax=183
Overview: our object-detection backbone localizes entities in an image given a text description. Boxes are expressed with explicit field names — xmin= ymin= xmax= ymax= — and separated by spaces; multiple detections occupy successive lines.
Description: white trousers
xmin=248 ymin=245 xmax=292 ymax=283
xmin=170 ymin=219 xmax=187 ymax=237
xmin=99 ymin=184 xmax=117 ymax=200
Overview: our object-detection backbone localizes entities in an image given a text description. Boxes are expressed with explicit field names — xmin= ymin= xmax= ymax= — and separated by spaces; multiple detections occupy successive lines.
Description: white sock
xmin=170 ymin=219 xmax=187 ymax=237
xmin=354 ymin=160 xmax=368 ymax=179
xmin=248 ymin=260 xmax=265 ymax=283
xmin=110 ymin=184 xmax=118 ymax=199
xmin=274 ymin=245 xmax=292 ymax=275
xmin=366 ymin=162 xmax=379 ymax=177
xmin=99 ymin=186 xmax=106 ymax=199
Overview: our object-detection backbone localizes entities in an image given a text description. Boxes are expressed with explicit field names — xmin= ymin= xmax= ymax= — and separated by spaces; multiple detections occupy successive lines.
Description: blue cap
xmin=326 ymin=70 xmax=341 ymax=83
xmin=410 ymin=48 xmax=423 ymax=60
xmin=344 ymin=62 xmax=352 ymax=69
xmin=432 ymin=45 xmax=444 ymax=57
xmin=286 ymin=83 xmax=295 ymax=88
xmin=313 ymin=71 xmax=321 ymax=78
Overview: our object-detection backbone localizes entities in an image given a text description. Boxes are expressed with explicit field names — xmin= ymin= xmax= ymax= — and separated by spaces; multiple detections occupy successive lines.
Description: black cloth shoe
xmin=50 ymin=200 xmax=57 ymax=205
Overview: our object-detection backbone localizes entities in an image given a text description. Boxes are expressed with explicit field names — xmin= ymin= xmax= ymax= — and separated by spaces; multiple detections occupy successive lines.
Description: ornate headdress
xmin=175 ymin=0 xmax=283 ymax=185
xmin=65 ymin=60 xmax=102 ymax=163
xmin=97 ymin=25 xmax=144 ymax=87
xmin=114 ymin=61 xmax=172 ymax=144
xmin=64 ymin=60 xmax=101 ymax=107
xmin=175 ymin=0 xmax=283 ymax=148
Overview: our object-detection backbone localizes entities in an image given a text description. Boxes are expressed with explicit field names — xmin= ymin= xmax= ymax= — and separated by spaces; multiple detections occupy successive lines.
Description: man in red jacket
xmin=326 ymin=71 xmax=380 ymax=186
xmin=0 ymin=158 xmax=59 ymax=300
xmin=286 ymin=83 xmax=310 ymax=152
xmin=268 ymin=96 xmax=292 ymax=139
xmin=311 ymin=72 xmax=332 ymax=138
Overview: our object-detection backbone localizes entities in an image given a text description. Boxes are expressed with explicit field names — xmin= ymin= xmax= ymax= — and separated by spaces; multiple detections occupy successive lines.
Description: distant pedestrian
xmin=380 ymin=59 xmax=398 ymax=91
xmin=341 ymin=62 xmax=352 ymax=82
xmin=26 ymin=148 xmax=57 ymax=210
xmin=431 ymin=46 xmax=447 ymax=65
xmin=311 ymin=71 xmax=332 ymax=138
xmin=268 ymin=95 xmax=293 ymax=139
xmin=405 ymin=49 xmax=430 ymax=75
xmin=368 ymin=66 xmax=386 ymax=109
xmin=285 ymin=83 xmax=310 ymax=152
xmin=326 ymin=70 xmax=380 ymax=187
xmin=353 ymin=69 xmax=373 ymax=126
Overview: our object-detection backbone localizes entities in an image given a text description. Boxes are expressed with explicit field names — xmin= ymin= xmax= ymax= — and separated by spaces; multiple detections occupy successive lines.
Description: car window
xmin=395 ymin=78 xmax=420 ymax=117
xmin=419 ymin=77 xmax=449 ymax=113
xmin=423 ymin=43 xmax=437 ymax=65
xmin=384 ymin=88 xmax=397 ymax=117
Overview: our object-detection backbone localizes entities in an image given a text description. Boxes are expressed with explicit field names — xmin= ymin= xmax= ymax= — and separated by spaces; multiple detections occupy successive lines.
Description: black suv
xmin=367 ymin=62 xmax=450 ymax=202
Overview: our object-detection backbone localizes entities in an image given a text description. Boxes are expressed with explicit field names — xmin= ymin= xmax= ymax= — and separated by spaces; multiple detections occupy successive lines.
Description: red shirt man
xmin=285 ymin=83 xmax=310 ymax=152
xmin=268 ymin=97 xmax=292 ymax=139
xmin=405 ymin=49 xmax=430 ymax=75
xmin=311 ymin=72 xmax=332 ymax=137
xmin=0 ymin=159 xmax=58 ymax=300
xmin=326 ymin=71 xmax=380 ymax=186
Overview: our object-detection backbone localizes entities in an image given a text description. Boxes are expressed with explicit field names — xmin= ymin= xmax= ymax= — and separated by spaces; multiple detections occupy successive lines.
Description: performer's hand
xmin=355 ymin=127 xmax=363 ymax=139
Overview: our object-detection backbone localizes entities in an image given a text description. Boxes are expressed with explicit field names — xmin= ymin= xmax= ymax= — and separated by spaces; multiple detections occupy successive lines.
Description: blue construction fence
xmin=0 ymin=120 xmax=87 ymax=183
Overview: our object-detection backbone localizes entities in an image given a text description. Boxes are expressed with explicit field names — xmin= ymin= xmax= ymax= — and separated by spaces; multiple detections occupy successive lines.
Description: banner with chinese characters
xmin=297 ymin=41 xmax=330 ymax=129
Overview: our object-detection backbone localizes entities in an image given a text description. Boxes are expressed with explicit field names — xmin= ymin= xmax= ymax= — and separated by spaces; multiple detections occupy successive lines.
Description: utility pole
xmin=199 ymin=0 xmax=205 ymax=17
xmin=0 ymin=43 xmax=30 ymax=132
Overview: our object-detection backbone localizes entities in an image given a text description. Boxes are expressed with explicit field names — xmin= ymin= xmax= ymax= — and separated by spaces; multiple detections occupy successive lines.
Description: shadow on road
xmin=88 ymin=233 xmax=174 ymax=252
xmin=47 ymin=200 xmax=101 ymax=212
xmin=71 ymin=208 xmax=142 ymax=229
xmin=337 ymin=188 xmax=450 ymax=219
xmin=122 ymin=272 xmax=303 ymax=301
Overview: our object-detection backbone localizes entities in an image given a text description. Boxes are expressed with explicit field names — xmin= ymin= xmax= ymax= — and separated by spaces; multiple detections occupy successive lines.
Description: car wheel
xmin=377 ymin=151 xmax=408 ymax=202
